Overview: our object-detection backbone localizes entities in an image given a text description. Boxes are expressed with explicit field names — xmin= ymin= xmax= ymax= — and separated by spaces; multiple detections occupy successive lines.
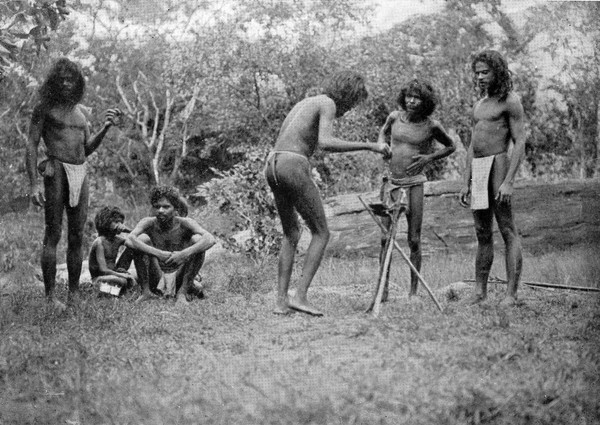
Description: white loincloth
xmin=61 ymin=162 xmax=87 ymax=207
xmin=471 ymin=156 xmax=495 ymax=210
xmin=157 ymin=270 xmax=178 ymax=297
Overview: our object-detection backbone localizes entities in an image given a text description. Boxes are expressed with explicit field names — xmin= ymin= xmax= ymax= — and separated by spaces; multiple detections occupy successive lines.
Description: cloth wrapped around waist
xmin=264 ymin=150 xmax=310 ymax=186
xmin=378 ymin=174 xmax=426 ymax=212
xmin=38 ymin=158 xmax=87 ymax=207
xmin=470 ymin=155 xmax=496 ymax=210
xmin=157 ymin=269 xmax=179 ymax=297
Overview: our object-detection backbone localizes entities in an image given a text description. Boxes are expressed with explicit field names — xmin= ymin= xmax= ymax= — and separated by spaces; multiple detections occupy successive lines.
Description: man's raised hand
xmin=104 ymin=108 xmax=122 ymax=128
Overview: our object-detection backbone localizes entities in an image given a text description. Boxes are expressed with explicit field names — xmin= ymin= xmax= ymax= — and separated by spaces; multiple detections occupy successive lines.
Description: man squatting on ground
xmin=376 ymin=79 xmax=455 ymax=301
xmin=264 ymin=71 xmax=391 ymax=316
xmin=26 ymin=58 xmax=120 ymax=312
xmin=459 ymin=50 xmax=525 ymax=305
xmin=126 ymin=186 xmax=216 ymax=307
xmin=88 ymin=206 xmax=135 ymax=294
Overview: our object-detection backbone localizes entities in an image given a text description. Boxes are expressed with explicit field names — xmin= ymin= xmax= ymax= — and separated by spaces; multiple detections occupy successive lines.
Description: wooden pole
xmin=367 ymin=205 xmax=402 ymax=316
xmin=464 ymin=278 xmax=600 ymax=293
xmin=359 ymin=196 xmax=444 ymax=313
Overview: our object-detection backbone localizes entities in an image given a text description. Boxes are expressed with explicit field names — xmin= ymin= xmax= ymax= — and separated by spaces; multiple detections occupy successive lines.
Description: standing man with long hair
xmin=459 ymin=50 xmax=525 ymax=305
xmin=26 ymin=58 xmax=120 ymax=312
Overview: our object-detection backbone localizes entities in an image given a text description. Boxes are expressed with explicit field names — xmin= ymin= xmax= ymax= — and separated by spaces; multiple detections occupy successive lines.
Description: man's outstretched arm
xmin=318 ymin=98 xmax=390 ymax=156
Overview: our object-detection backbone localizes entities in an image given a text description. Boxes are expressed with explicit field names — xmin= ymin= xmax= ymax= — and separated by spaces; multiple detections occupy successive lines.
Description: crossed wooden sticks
xmin=358 ymin=195 xmax=444 ymax=316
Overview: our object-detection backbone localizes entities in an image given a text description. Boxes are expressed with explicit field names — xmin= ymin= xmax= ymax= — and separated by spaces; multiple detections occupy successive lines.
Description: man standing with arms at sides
xmin=26 ymin=58 xmax=120 ymax=312
xmin=459 ymin=50 xmax=526 ymax=306
xmin=264 ymin=71 xmax=391 ymax=316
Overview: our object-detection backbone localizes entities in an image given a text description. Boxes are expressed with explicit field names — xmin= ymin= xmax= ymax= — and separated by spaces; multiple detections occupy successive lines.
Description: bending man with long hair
xmin=265 ymin=71 xmax=391 ymax=316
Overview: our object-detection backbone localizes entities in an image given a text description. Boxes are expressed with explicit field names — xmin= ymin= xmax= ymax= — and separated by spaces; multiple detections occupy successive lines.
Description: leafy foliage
xmin=194 ymin=146 xmax=280 ymax=262
xmin=1 ymin=0 xmax=599 ymax=234
xmin=0 ymin=0 xmax=69 ymax=77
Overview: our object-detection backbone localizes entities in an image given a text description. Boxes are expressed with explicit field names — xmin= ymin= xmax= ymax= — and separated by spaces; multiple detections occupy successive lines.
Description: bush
xmin=194 ymin=146 xmax=281 ymax=263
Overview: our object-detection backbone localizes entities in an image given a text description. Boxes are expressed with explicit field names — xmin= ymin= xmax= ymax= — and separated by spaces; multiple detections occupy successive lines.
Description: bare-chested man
xmin=126 ymin=185 xmax=215 ymax=307
xmin=265 ymin=71 xmax=391 ymax=316
xmin=459 ymin=50 xmax=525 ymax=305
xmin=26 ymin=58 xmax=120 ymax=312
xmin=377 ymin=79 xmax=455 ymax=300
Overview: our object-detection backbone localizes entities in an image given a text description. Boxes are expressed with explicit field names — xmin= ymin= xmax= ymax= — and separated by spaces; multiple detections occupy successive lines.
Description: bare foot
xmin=135 ymin=292 xmax=157 ymax=303
xmin=175 ymin=295 xmax=190 ymax=308
xmin=47 ymin=297 xmax=67 ymax=314
xmin=288 ymin=295 xmax=324 ymax=316
xmin=467 ymin=293 xmax=487 ymax=304
xmin=273 ymin=304 xmax=295 ymax=315
xmin=499 ymin=295 xmax=519 ymax=307
xmin=67 ymin=291 xmax=82 ymax=307
xmin=408 ymin=294 xmax=423 ymax=303
xmin=189 ymin=284 xmax=205 ymax=299
xmin=381 ymin=287 xmax=389 ymax=303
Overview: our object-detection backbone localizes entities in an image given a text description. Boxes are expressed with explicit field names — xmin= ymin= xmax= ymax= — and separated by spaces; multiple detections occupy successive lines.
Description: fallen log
xmin=323 ymin=179 xmax=600 ymax=257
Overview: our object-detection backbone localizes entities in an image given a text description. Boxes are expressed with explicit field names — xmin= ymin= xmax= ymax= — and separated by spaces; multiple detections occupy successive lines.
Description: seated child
xmin=126 ymin=185 xmax=216 ymax=306
xmin=89 ymin=206 xmax=135 ymax=297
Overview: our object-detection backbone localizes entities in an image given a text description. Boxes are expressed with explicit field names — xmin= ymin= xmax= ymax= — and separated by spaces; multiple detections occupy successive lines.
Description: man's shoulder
xmin=177 ymin=216 xmax=199 ymax=227
xmin=90 ymin=237 xmax=103 ymax=248
xmin=137 ymin=216 xmax=157 ymax=228
xmin=388 ymin=110 xmax=401 ymax=121
xmin=504 ymin=92 xmax=523 ymax=106
xmin=301 ymin=94 xmax=333 ymax=109
xmin=428 ymin=117 xmax=444 ymax=129
xmin=75 ymin=104 xmax=92 ymax=120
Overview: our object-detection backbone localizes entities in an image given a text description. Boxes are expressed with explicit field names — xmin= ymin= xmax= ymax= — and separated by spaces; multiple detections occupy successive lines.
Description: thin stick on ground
xmin=463 ymin=278 xmax=600 ymax=293
xmin=358 ymin=195 xmax=444 ymax=313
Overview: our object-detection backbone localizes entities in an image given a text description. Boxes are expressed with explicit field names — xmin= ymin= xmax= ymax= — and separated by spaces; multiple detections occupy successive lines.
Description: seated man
xmin=126 ymin=186 xmax=216 ymax=306
xmin=88 ymin=205 xmax=135 ymax=296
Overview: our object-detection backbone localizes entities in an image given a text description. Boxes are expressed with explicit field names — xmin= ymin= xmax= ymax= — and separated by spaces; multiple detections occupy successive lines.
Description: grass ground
xmin=1 ymin=210 xmax=599 ymax=425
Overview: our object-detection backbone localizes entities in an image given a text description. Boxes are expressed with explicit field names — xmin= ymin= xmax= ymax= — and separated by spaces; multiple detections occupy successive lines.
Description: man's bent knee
xmin=284 ymin=226 xmax=302 ymax=246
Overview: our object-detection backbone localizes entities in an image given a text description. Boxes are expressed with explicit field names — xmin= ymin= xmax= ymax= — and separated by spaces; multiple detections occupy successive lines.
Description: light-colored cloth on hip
xmin=264 ymin=150 xmax=310 ymax=186
xmin=61 ymin=161 xmax=87 ymax=207
xmin=157 ymin=270 xmax=178 ymax=297
xmin=471 ymin=155 xmax=495 ymax=210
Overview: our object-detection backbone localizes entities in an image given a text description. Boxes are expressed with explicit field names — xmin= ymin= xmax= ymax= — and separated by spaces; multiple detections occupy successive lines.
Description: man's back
xmin=274 ymin=95 xmax=332 ymax=157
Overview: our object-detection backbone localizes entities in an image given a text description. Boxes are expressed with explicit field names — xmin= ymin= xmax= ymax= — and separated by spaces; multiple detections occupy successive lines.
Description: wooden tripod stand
xmin=359 ymin=195 xmax=444 ymax=317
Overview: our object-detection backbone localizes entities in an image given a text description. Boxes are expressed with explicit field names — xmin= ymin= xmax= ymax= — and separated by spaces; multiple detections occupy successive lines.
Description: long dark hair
xmin=39 ymin=58 xmax=85 ymax=108
xmin=397 ymin=79 xmax=438 ymax=117
xmin=471 ymin=50 xmax=513 ymax=101
xmin=322 ymin=71 xmax=368 ymax=115
xmin=94 ymin=206 xmax=125 ymax=237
